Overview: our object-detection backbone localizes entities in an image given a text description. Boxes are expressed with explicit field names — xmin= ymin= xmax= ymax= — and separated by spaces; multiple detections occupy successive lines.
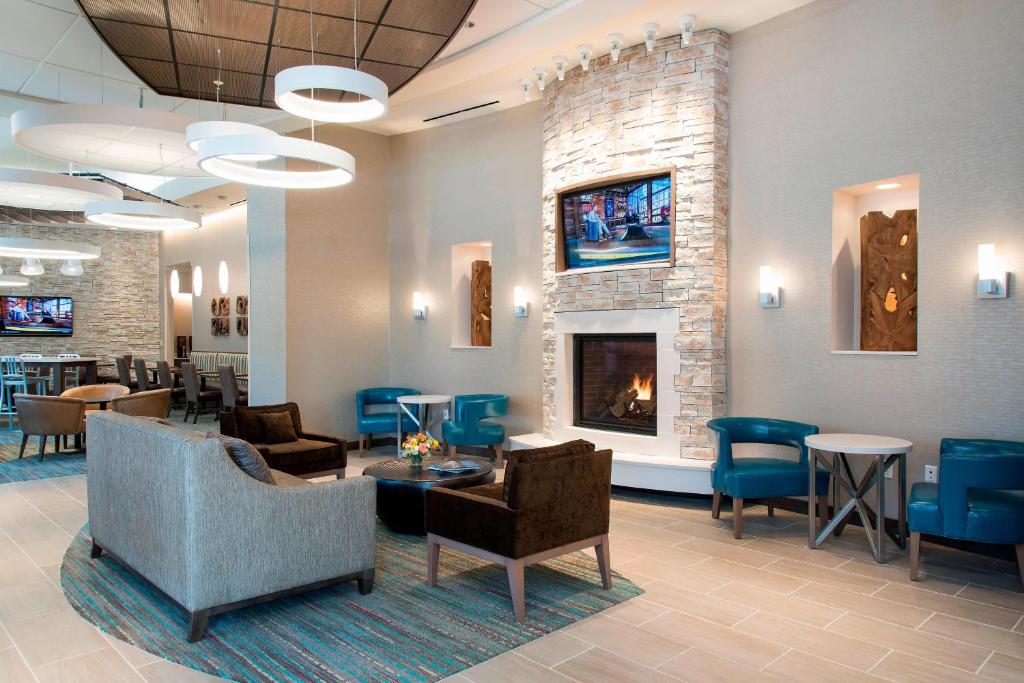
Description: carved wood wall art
xmin=860 ymin=209 xmax=917 ymax=352
xmin=470 ymin=259 xmax=491 ymax=347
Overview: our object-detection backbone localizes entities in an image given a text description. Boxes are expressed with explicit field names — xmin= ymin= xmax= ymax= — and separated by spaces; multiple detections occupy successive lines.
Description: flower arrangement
xmin=401 ymin=432 xmax=440 ymax=466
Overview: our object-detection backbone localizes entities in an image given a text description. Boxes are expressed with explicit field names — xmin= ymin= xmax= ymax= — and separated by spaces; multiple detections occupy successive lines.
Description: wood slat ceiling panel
xmin=76 ymin=0 xmax=477 ymax=110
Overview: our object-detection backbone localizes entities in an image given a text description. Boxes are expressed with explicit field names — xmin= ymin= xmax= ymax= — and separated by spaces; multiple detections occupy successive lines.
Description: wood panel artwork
xmin=860 ymin=209 xmax=918 ymax=352
xmin=471 ymin=260 xmax=492 ymax=347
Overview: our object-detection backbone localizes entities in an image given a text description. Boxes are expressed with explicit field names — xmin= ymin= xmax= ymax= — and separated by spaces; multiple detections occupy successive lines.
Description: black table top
xmin=363 ymin=456 xmax=494 ymax=485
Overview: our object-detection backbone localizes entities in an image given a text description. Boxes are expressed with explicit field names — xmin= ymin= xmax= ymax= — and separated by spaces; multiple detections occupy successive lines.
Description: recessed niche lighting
xmin=875 ymin=183 xmax=901 ymax=190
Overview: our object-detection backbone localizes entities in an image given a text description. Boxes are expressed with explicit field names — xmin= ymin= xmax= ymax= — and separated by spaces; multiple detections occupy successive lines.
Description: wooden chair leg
xmin=38 ymin=435 xmax=46 ymax=462
xmin=909 ymin=531 xmax=921 ymax=581
xmin=733 ymin=498 xmax=743 ymax=539
xmin=1015 ymin=544 xmax=1023 ymax=591
xmin=767 ymin=502 xmax=774 ymax=517
xmin=711 ymin=490 xmax=722 ymax=519
xmin=187 ymin=609 xmax=210 ymax=643
xmin=18 ymin=433 xmax=28 ymax=458
xmin=426 ymin=534 xmax=440 ymax=587
xmin=817 ymin=496 xmax=829 ymax=529
xmin=358 ymin=435 xmax=365 ymax=456
xmin=506 ymin=560 xmax=526 ymax=623
xmin=90 ymin=540 xmax=103 ymax=559
xmin=595 ymin=534 xmax=612 ymax=589
xmin=494 ymin=444 xmax=504 ymax=468
xmin=357 ymin=568 xmax=375 ymax=595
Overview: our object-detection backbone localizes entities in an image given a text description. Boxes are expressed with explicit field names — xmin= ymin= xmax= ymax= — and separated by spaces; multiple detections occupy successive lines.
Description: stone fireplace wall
xmin=541 ymin=30 xmax=730 ymax=459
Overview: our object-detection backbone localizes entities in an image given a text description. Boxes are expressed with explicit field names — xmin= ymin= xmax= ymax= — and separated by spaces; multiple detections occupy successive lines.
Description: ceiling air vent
xmin=423 ymin=101 xmax=501 ymax=123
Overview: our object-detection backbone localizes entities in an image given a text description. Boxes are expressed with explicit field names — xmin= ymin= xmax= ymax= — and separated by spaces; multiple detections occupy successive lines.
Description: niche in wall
xmin=831 ymin=174 xmax=920 ymax=353
xmin=451 ymin=242 xmax=492 ymax=348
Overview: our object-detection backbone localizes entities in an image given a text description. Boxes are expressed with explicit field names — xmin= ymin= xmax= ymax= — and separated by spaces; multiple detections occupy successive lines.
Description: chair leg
xmin=90 ymin=540 xmax=103 ymax=559
xmin=426 ymin=534 xmax=440 ymax=587
xmin=733 ymin=497 xmax=744 ymax=539
xmin=817 ymin=495 xmax=829 ymax=529
xmin=18 ymin=433 xmax=28 ymax=458
xmin=494 ymin=444 xmax=504 ymax=468
xmin=357 ymin=568 xmax=375 ymax=595
xmin=183 ymin=402 xmax=192 ymax=422
xmin=909 ymin=531 xmax=921 ymax=581
xmin=506 ymin=560 xmax=526 ymax=623
xmin=1014 ymin=544 xmax=1023 ymax=591
xmin=187 ymin=609 xmax=210 ymax=643
xmin=448 ymin=445 xmax=457 ymax=459
xmin=767 ymin=502 xmax=774 ymax=517
xmin=595 ymin=534 xmax=612 ymax=589
xmin=711 ymin=490 xmax=721 ymax=519
xmin=358 ymin=434 xmax=365 ymax=456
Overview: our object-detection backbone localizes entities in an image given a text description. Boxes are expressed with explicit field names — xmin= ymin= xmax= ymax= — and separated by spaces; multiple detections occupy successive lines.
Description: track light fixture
xmin=533 ymin=67 xmax=547 ymax=92
xmin=643 ymin=23 xmax=659 ymax=53
xmin=680 ymin=14 xmax=697 ymax=45
xmin=553 ymin=55 xmax=568 ymax=81
xmin=520 ymin=79 xmax=532 ymax=101
xmin=578 ymin=44 xmax=593 ymax=71
xmin=608 ymin=33 xmax=624 ymax=63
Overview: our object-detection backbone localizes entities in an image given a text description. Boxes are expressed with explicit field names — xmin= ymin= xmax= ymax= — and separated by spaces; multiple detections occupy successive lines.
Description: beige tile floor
xmin=1 ymin=433 xmax=1023 ymax=682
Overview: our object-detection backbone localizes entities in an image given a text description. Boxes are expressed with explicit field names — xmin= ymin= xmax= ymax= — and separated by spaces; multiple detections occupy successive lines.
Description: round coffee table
xmin=363 ymin=456 xmax=495 ymax=535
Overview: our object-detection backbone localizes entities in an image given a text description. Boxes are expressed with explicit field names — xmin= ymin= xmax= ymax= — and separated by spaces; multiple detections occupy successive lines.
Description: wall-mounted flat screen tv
xmin=0 ymin=296 xmax=74 ymax=336
xmin=559 ymin=171 xmax=674 ymax=270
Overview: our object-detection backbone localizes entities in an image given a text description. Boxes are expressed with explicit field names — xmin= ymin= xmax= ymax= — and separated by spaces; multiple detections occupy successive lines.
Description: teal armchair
xmin=355 ymin=388 xmax=419 ymax=456
xmin=908 ymin=438 xmax=1024 ymax=589
xmin=442 ymin=394 xmax=509 ymax=467
xmin=707 ymin=417 xmax=829 ymax=538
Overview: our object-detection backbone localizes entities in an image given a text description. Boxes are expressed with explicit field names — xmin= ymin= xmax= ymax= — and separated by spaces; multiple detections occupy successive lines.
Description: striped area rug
xmin=62 ymin=525 xmax=643 ymax=682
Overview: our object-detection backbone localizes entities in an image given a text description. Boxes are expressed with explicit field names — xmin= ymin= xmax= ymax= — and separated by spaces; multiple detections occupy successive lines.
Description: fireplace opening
xmin=573 ymin=333 xmax=657 ymax=436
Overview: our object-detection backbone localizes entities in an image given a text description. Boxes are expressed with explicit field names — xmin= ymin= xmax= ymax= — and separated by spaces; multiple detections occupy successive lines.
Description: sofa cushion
xmin=208 ymin=432 xmax=275 ymax=485
xmin=503 ymin=439 xmax=595 ymax=502
xmin=269 ymin=469 xmax=313 ymax=489
xmin=257 ymin=438 xmax=341 ymax=469
xmin=259 ymin=412 xmax=298 ymax=444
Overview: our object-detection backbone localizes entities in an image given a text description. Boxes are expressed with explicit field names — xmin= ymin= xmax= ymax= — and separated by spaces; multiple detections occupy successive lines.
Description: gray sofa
xmin=86 ymin=411 xmax=377 ymax=641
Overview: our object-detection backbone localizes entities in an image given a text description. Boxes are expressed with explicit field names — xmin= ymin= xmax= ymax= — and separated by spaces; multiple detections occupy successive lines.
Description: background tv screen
xmin=0 ymin=296 xmax=74 ymax=336
xmin=560 ymin=172 xmax=673 ymax=270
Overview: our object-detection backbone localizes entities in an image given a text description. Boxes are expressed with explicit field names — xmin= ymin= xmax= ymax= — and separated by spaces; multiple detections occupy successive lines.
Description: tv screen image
xmin=560 ymin=172 xmax=673 ymax=270
xmin=0 ymin=296 xmax=74 ymax=337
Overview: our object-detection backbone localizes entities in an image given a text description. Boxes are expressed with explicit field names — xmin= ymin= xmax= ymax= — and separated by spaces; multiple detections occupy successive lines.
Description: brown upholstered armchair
xmin=424 ymin=440 xmax=613 ymax=622
xmin=220 ymin=402 xmax=348 ymax=479
xmin=112 ymin=388 xmax=172 ymax=418
xmin=13 ymin=393 xmax=86 ymax=460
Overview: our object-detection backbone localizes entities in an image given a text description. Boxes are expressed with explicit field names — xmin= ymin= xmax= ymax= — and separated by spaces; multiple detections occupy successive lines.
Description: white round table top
xmin=806 ymin=433 xmax=913 ymax=455
xmin=397 ymin=394 xmax=451 ymax=405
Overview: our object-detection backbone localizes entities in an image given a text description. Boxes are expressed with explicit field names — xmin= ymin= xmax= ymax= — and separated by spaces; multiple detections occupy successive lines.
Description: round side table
xmin=396 ymin=394 xmax=451 ymax=456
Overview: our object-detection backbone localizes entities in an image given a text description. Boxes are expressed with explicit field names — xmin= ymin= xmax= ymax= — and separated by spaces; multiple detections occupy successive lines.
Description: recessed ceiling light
xmin=875 ymin=182 xmax=901 ymax=190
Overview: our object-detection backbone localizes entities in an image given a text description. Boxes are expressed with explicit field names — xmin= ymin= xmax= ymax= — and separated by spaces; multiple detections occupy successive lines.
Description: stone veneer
xmin=0 ymin=225 xmax=161 ymax=360
xmin=541 ymin=30 xmax=729 ymax=459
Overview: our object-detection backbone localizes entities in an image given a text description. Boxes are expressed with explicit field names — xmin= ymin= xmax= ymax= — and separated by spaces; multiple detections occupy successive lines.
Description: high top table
xmin=396 ymin=394 xmax=451 ymax=456
xmin=806 ymin=433 xmax=913 ymax=563
xmin=22 ymin=357 xmax=99 ymax=395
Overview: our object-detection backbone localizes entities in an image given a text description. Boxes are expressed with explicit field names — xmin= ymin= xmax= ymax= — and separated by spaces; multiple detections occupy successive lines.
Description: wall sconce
xmin=680 ymin=14 xmax=696 ymax=45
xmin=643 ymin=23 xmax=659 ymax=53
xmin=513 ymin=286 xmax=530 ymax=317
xmin=578 ymin=44 xmax=593 ymax=71
xmin=977 ymin=243 xmax=1008 ymax=298
xmin=412 ymin=291 xmax=428 ymax=319
xmin=218 ymin=260 xmax=229 ymax=294
xmin=533 ymin=66 xmax=547 ymax=92
xmin=520 ymin=78 xmax=531 ymax=102
xmin=608 ymin=33 xmax=623 ymax=63
xmin=169 ymin=268 xmax=180 ymax=297
xmin=759 ymin=266 xmax=781 ymax=307
xmin=192 ymin=264 xmax=203 ymax=297
xmin=553 ymin=55 xmax=567 ymax=81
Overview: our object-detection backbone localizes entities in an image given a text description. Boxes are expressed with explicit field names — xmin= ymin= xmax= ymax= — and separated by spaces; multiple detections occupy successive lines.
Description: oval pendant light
xmin=85 ymin=200 xmax=200 ymax=231
xmin=0 ymin=168 xmax=121 ymax=211
xmin=196 ymin=135 xmax=355 ymax=189
xmin=186 ymin=121 xmax=279 ymax=162
xmin=0 ymin=237 xmax=100 ymax=260
xmin=274 ymin=66 xmax=388 ymax=123
xmin=218 ymin=260 xmax=229 ymax=294
xmin=192 ymin=265 xmax=203 ymax=297
xmin=169 ymin=269 xmax=180 ymax=297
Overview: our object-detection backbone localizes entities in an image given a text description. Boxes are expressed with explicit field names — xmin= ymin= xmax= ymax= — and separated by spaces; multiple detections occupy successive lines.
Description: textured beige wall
xmin=1 ymin=225 xmax=160 ymax=361
xmin=728 ymin=0 xmax=1024 ymax=492
xmin=285 ymin=126 xmax=391 ymax=436
xmin=387 ymin=104 xmax=545 ymax=438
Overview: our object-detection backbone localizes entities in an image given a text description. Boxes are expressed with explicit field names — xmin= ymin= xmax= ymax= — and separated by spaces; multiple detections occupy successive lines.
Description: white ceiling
xmin=0 ymin=0 xmax=812 ymax=206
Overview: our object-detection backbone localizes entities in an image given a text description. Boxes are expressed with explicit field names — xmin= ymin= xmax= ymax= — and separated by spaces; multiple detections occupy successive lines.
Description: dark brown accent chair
xmin=115 ymin=356 xmax=138 ymax=392
xmin=181 ymin=363 xmax=221 ymax=423
xmin=13 ymin=393 xmax=86 ymax=460
xmin=218 ymin=365 xmax=248 ymax=410
xmin=424 ymin=440 xmax=612 ymax=622
xmin=156 ymin=360 xmax=187 ymax=408
xmin=220 ymin=402 xmax=347 ymax=479
xmin=112 ymin=388 xmax=172 ymax=418
xmin=134 ymin=358 xmax=160 ymax=391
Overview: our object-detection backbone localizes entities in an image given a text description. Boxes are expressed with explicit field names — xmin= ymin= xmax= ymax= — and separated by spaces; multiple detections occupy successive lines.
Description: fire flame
xmin=631 ymin=373 xmax=654 ymax=401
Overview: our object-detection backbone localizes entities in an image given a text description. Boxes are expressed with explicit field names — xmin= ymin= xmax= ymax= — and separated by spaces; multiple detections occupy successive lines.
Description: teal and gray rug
xmin=62 ymin=524 xmax=643 ymax=682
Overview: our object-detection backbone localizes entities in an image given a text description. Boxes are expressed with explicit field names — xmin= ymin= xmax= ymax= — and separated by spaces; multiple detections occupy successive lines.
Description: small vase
xmin=407 ymin=453 xmax=424 ymax=468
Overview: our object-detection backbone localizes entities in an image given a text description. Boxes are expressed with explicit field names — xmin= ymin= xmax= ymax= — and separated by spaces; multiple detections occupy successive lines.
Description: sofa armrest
xmin=188 ymin=474 xmax=376 ymax=611
xmin=425 ymin=487 xmax=517 ymax=557
xmin=300 ymin=431 xmax=346 ymax=448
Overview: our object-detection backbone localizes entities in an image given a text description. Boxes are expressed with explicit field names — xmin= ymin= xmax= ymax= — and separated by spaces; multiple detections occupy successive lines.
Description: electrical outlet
xmin=442 ymin=408 xmax=450 ymax=420
xmin=924 ymin=464 xmax=938 ymax=483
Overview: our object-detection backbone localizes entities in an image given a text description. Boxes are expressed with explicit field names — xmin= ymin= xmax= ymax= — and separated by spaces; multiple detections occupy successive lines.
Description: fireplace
xmin=573 ymin=333 xmax=657 ymax=435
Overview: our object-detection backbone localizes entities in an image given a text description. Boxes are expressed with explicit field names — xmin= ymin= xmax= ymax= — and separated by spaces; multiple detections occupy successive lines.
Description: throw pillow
xmin=259 ymin=411 xmax=299 ymax=444
xmin=503 ymin=439 xmax=595 ymax=502
xmin=208 ymin=432 xmax=275 ymax=485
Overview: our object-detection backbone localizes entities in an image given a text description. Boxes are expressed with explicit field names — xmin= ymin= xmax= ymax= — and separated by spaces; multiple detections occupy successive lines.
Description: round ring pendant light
xmin=0 ymin=275 xmax=30 ymax=287
xmin=274 ymin=65 xmax=388 ymax=123
xmin=186 ymin=121 xmax=279 ymax=162
xmin=0 ymin=237 xmax=101 ymax=261
xmin=0 ymin=168 xmax=121 ymax=211
xmin=85 ymin=200 xmax=201 ymax=231
xmin=196 ymin=134 xmax=355 ymax=189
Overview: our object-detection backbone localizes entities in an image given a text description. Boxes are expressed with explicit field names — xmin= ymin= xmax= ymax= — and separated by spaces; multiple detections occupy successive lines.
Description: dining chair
xmin=112 ymin=388 xmax=172 ymax=419
xmin=355 ymin=387 xmax=420 ymax=456
xmin=181 ymin=363 xmax=222 ymax=423
xmin=442 ymin=394 xmax=509 ymax=467
xmin=18 ymin=353 xmax=51 ymax=393
xmin=706 ymin=417 xmax=830 ymax=539
xmin=58 ymin=353 xmax=81 ymax=389
xmin=217 ymin=365 xmax=248 ymax=411
xmin=908 ymin=438 xmax=1024 ymax=589
xmin=156 ymin=360 xmax=187 ymax=408
xmin=134 ymin=358 xmax=161 ymax=391
xmin=13 ymin=393 xmax=86 ymax=461
xmin=116 ymin=355 xmax=138 ymax=392
xmin=1 ymin=356 xmax=52 ymax=429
